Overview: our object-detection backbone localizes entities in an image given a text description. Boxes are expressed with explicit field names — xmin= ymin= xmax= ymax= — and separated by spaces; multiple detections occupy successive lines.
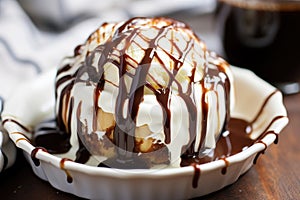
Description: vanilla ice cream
xmin=55 ymin=17 xmax=234 ymax=168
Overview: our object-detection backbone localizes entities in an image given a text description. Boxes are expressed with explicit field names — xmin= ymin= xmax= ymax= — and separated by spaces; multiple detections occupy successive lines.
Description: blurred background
xmin=0 ymin=0 xmax=219 ymax=99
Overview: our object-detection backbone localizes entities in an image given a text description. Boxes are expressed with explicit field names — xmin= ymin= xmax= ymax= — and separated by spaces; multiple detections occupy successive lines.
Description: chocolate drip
xmin=192 ymin=163 xmax=201 ymax=188
xmin=55 ymin=75 xmax=73 ymax=94
xmin=56 ymin=62 xmax=82 ymax=134
xmin=145 ymin=35 xmax=199 ymax=162
xmin=31 ymin=147 xmax=48 ymax=166
xmin=92 ymin=89 xmax=99 ymax=132
xmin=74 ymin=45 xmax=82 ymax=56
xmin=220 ymin=158 xmax=229 ymax=175
xmin=180 ymin=59 xmax=231 ymax=165
xmin=253 ymin=141 xmax=267 ymax=164
xmin=108 ymin=27 xmax=168 ymax=167
xmin=67 ymin=97 xmax=74 ymax=134
xmin=56 ymin=80 xmax=74 ymax=133
xmin=154 ymin=88 xmax=171 ymax=144
xmin=75 ymin=101 xmax=92 ymax=163
xmin=199 ymin=79 xmax=209 ymax=152
xmin=60 ymin=158 xmax=73 ymax=183
xmin=57 ymin=64 xmax=72 ymax=76
xmin=265 ymin=131 xmax=279 ymax=144
xmin=179 ymin=93 xmax=198 ymax=157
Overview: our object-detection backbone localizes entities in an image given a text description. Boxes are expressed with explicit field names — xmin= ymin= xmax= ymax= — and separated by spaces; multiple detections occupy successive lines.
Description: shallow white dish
xmin=2 ymin=66 xmax=288 ymax=199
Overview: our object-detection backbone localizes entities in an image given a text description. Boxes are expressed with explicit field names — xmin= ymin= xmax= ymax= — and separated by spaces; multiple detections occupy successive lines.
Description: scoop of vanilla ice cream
xmin=55 ymin=17 xmax=234 ymax=168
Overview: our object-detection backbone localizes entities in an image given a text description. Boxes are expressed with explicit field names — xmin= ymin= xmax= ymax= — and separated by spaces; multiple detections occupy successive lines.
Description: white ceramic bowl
xmin=1 ymin=66 xmax=288 ymax=199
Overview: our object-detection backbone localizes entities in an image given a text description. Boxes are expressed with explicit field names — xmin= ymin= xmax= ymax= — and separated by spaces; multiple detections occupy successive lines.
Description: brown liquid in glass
xmin=217 ymin=1 xmax=300 ymax=85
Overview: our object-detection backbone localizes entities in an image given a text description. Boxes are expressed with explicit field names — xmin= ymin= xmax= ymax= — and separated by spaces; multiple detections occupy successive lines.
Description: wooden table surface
xmin=0 ymin=93 xmax=299 ymax=200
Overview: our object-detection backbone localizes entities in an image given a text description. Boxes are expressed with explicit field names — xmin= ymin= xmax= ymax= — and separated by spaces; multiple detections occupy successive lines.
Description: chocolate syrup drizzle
xmin=30 ymin=147 xmax=47 ymax=166
xmin=1 ymin=18 xmax=285 ymax=188
xmin=60 ymin=158 xmax=73 ymax=183
xmin=192 ymin=163 xmax=201 ymax=188
xmin=53 ymin=17 xmax=233 ymax=168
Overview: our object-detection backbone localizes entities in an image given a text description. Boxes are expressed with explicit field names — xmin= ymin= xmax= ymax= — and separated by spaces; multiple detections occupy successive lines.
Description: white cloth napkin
xmin=0 ymin=0 xmax=215 ymax=172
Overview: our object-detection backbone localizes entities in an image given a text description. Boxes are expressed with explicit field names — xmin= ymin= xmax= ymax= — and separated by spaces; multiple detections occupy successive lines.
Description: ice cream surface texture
xmin=55 ymin=17 xmax=234 ymax=168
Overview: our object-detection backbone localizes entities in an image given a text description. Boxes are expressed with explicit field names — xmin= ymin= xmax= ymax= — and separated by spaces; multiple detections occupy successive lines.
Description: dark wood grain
xmin=1 ymin=94 xmax=299 ymax=200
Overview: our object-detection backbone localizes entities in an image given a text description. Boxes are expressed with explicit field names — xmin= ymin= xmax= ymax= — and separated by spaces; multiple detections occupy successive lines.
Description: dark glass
xmin=217 ymin=0 xmax=300 ymax=94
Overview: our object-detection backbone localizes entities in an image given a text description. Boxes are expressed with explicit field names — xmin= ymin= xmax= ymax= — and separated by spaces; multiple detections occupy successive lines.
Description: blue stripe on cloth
xmin=0 ymin=37 xmax=42 ymax=74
